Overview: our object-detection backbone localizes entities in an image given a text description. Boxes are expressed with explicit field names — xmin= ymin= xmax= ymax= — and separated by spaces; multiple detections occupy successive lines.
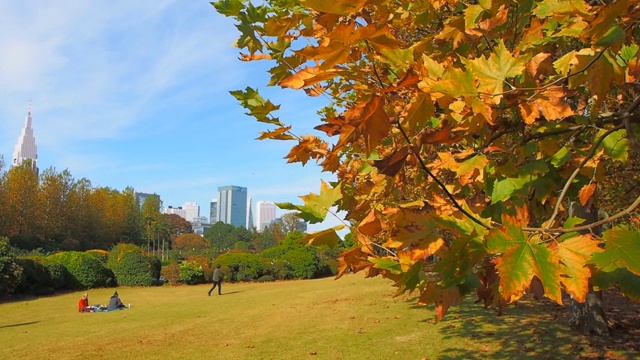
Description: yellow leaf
xmin=300 ymin=0 xmax=367 ymax=15
xmin=556 ymin=234 xmax=604 ymax=302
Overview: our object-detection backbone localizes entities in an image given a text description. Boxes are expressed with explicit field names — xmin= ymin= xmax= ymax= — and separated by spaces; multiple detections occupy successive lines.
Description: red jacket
xmin=78 ymin=297 xmax=89 ymax=312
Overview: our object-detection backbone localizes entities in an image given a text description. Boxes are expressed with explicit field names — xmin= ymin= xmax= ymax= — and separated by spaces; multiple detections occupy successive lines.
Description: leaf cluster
xmin=215 ymin=0 xmax=640 ymax=319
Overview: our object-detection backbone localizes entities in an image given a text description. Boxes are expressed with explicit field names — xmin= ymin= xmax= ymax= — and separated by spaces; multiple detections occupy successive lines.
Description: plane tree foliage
xmin=214 ymin=0 xmax=640 ymax=332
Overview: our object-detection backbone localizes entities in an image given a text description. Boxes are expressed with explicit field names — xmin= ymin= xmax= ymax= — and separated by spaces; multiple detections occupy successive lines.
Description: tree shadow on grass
xmin=411 ymin=297 xmax=637 ymax=360
xmin=0 ymin=321 xmax=40 ymax=329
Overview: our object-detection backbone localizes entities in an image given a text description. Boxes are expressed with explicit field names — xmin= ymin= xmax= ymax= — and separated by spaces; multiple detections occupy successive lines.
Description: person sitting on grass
xmin=78 ymin=292 xmax=91 ymax=312
xmin=107 ymin=291 xmax=126 ymax=310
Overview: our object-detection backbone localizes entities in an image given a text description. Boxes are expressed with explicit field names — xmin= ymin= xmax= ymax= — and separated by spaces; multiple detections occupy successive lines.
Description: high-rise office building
xmin=247 ymin=197 xmax=254 ymax=229
xmin=210 ymin=199 xmax=218 ymax=223
xmin=256 ymin=201 xmax=276 ymax=232
xmin=217 ymin=186 xmax=247 ymax=228
xmin=164 ymin=206 xmax=187 ymax=219
xmin=12 ymin=103 xmax=38 ymax=174
xmin=183 ymin=202 xmax=200 ymax=222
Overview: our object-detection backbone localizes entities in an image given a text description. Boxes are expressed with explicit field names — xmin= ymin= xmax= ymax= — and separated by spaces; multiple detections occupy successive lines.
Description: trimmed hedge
xmin=0 ymin=237 xmax=23 ymax=295
xmin=281 ymin=248 xmax=319 ymax=279
xmin=107 ymin=244 xmax=160 ymax=286
xmin=47 ymin=251 xmax=113 ymax=289
xmin=15 ymin=257 xmax=55 ymax=295
xmin=214 ymin=252 xmax=265 ymax=282
xmin=86 ymin=249 xmax=109 ymax=264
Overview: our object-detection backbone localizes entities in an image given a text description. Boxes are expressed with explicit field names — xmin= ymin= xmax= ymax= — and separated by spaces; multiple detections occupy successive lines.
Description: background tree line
xmin=0 ymin=158 xmax=188 ymax=257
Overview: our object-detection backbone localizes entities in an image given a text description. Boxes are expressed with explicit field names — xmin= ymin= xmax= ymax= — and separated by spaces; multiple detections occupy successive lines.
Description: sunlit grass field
xmin=0 ymin=273 xmax=633 ymax=359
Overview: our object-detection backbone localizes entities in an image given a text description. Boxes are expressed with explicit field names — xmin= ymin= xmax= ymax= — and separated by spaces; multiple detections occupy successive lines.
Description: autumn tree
xmin=173 ymin=233 xmax=210 ymax=257
xmin=215 ymin=0 xmax=640 ymax=336
xmin=3 ymin=162 xmax=39 ymax=237
xmin=141 ymin=194 xmax=163 ymax=255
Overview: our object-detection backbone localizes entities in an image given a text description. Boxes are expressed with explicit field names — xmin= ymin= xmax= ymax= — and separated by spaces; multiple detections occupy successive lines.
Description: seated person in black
xmin=107 ymin=291 xmax=126 ymax=310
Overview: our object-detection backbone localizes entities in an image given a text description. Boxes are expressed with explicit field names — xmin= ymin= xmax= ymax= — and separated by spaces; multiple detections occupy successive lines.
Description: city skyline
xmin=0 ymin=2 xmax=344 ymax=234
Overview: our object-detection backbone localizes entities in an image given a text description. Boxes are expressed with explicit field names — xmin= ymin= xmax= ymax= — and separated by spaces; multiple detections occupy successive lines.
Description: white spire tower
xmin=12 ymin=102 xmax=38 ymax=173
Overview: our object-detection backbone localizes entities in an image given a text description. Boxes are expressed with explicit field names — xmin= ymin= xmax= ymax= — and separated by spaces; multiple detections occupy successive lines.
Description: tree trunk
xmin=568 ymin=200 xmax=610 ymax=336
xmin=569 ymin=287 xmax=609 ymax=336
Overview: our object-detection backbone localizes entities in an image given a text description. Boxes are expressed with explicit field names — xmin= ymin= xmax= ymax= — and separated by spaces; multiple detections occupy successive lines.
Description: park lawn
xmin=0 ymin=273 xmax=633 ymax=360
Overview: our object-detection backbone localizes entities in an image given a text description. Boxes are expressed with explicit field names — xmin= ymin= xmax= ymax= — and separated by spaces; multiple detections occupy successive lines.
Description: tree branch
xmin=544 ymin=123 xmax=626 ymax=229
xmin=395 ymin=122 xmax=492 ymax=230
xmin=524 ymin=194 xmax=640 ymax=234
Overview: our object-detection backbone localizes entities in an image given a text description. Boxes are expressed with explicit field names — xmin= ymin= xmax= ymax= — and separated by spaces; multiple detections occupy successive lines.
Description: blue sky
xmin=0 ymin=1 xmax=343 ymax=232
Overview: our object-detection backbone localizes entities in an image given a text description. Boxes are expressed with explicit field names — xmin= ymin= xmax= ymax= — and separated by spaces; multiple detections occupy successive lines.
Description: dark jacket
xmin=108 ymin=295 xmax=124 ymax=310
xmin=212 ymin=268 xmax=221 ymax=282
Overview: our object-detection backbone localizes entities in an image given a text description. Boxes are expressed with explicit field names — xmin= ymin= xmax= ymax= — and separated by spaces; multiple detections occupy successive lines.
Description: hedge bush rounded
xmin=86 ymin=249 xmax=109 ymax=264
xmin=0 ymin=237 xmax=23 ymax=295
xmin=15 ymin=257 xmax=54 ymax=295
xmin=47 ymin=251 xmax=113 ymax=289
xmin=107 ymin=244 xmax=160 ymax=286
xmin=281 ymin=248 xmax=319 ymax=279
xmin=179 ymin=261 xmax=206 ymax=285
xmin=214 ymin=252 xmax=265 ymax=282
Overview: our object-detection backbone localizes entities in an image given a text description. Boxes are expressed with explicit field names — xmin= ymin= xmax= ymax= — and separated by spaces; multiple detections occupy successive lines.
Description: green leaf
xmin=371 ymin=257 xmax=403 ymax=274
xmin=589 ymin=229 xmax=640 ymax=275
xmin=276 ymin=181 xmax=342 ymax=224
xmin=599 ymin=129 xmax=629 ymax=162
xmin=595 ymin=25 xmax=625 ymax=47
xmin=620 ymin=44 xmax=639 ymax=63
xmin=464 ymin=40 xmax=526 ymax=97
xmin=394 ymin=261 xmax=425 ymax=295
xmin=533 ymin=0 xmax=590 ymax=18
xmin=550 ymin=146 xmax=571 ymax=168
xmin=593 ymin=268 xmax=640 ymax=302
xmin=435 ymin=234 xmax=486 ymax=287
xmin=299 ymin=0 xmax=367 ymax=15
xmin=212 ymin=0 xmax=244 ymax=17
xmin=301 ymin=225 xmax=346 ymax=248
xmin=378 ymin=47 xmax=414 ymax=67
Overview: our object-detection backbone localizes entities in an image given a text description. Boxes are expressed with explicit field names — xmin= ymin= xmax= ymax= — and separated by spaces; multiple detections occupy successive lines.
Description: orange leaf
xmin=372 ymin=147 xmax=409 ymax=177
xmin=627 ymin=59 xmax=640 ymax=83
xmin=419 ymin=122 xmax=459 ymax=144
xmin=336 ymin=247 xmax=372 ymax=279
xmin=358 ymin=209 xmax=383 ymax=237
xmin=239 ymin=52 xmax=272 ymax=61
xmin=578 ymin=183 xmax=596 ymax=206
xmin=418 ymin=282 xmax=463 ymax=321
xmin=280 ymin=66 xmax=319 ymax=89
xmin=257 ymin=126 xmax=294 ymax=140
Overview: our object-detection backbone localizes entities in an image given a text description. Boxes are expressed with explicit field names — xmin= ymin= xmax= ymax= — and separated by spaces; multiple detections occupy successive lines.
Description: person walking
xmin=208 ymin=264 xmax=222 ymax=296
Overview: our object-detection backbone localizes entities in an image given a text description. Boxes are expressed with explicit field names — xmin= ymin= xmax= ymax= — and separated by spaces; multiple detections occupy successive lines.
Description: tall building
xmin=256 ymin=201 xmax=277 ymax=232
xmin=12 ymin=103 xmax=38 ymax=174
xmin=246 ymin=197 xmax=254 ymax=229
xmin=136 ymin=192 xmax=162 ymax=210
xmin=183 ymin=202 xmax=200 ymax=222
xmin=164 ymin=206 xmax=186 ymax=219
xmin=217 ymin=186 xmax=247 ymax=228
xmin=210 ymin=199 xmax=218 ymax=223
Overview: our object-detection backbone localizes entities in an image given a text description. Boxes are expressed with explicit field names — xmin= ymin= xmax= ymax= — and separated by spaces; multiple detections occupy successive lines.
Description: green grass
xmin=0 ymin=274 xmax=632 ymax=359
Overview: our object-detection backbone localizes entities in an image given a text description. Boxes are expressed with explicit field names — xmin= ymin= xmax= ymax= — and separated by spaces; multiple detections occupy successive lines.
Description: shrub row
xmin=1 ymin=239 xmax=162 ymax=296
